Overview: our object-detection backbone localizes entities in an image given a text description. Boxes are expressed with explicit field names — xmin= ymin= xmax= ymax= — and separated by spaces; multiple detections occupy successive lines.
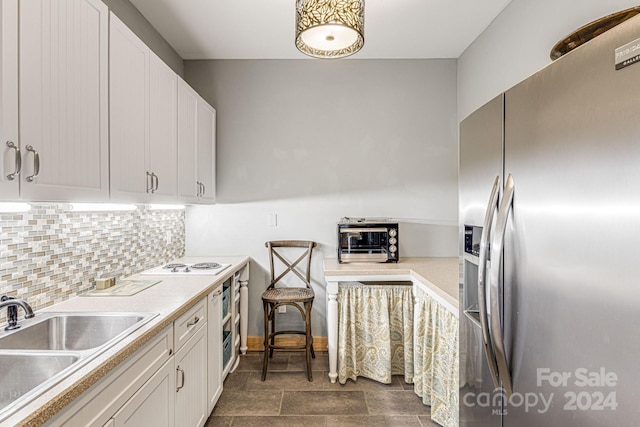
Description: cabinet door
xmin=149 ymin=52 xmax=177 ymax=201
xmin=0 ymin=0 xmax=19 ymax=199
xmin=109 ymin=12 xmax=148 ymax=201
xmin=177 ymin=78 xmax=198 ymax=202
xmin=46 ymin=326 xmax=173 ymax=427
xmin=175 ymin=324 xmax=208 ymax=427
xmin=207 ymin=289 xmax=223 ymax=413
xmin=19 ymin=0 xmax=109 ymax=201
xmin=196 ymin=100 xmax=216 ymax=203
xmin=112 ymin=359 xmax=175 ymax=427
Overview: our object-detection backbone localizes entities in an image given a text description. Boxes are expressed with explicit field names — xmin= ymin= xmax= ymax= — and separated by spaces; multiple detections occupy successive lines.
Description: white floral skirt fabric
xmin=337 ymin=283 xmax=414 ymax=385
xmin=414 ymin=287 xmax=459 ymax=427
xmin=337 ymin=283 xmax=459 ymax=427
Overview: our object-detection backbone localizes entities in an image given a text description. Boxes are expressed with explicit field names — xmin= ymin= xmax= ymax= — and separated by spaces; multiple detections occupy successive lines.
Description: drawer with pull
xmin=174 ymin=297 xmax=207 ymax=352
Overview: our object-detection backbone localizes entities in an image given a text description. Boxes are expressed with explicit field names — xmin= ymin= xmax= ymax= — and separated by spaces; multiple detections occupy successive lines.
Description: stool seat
xmin=262 ymin=287 xmax=314 ymax=303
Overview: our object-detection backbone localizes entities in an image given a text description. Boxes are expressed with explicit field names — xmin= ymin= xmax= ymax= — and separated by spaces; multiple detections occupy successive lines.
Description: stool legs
xmin=261 ymin=300 xmax=315 ymax=382
xmin=304 ymin=300 xmax=314 ymax=381
xmin=261 ymin=301 xmax=270 ymax=381
xmin=269 ymin=306 xmax=276 ymax=358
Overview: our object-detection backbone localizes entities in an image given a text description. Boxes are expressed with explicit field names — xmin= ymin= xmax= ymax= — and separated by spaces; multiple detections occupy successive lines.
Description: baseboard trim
xmin=246 ymin=336 xmax=328 ymax=352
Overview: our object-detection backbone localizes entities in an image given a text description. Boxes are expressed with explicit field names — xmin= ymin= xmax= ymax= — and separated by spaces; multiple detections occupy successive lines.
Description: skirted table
xmin=323 ymin=257 xmax=459 ymax=427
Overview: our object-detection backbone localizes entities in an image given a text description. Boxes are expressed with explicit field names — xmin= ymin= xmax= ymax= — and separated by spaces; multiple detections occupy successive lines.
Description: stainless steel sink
xmin=0 ymin=352 xmax=80 ymax=411
xmin=0 ymin=313 xmax=149 ymax=351
xmin=0 ymin=312 xmax=157 ymax=422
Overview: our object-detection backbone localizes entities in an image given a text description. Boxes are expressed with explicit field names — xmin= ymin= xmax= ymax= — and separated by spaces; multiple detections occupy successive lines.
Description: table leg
xmin=239 ymin=278 xmax=249 ymax=354
xmin=326 ymin=280 xmax=339 ymax=383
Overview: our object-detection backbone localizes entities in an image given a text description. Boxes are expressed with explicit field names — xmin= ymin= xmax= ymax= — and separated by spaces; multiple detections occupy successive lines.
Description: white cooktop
xmin=140 ymin=261 xmax=231 ymax=276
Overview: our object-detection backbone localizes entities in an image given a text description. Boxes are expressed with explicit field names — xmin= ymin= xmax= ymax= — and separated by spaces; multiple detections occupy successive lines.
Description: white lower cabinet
xmin=207 ymin=288 xmax=223 ymax=413
xmin=175 ymin=323 xmax=208 ymax=427
xmin=45 ymin=326 xmax=174 ymax=427
xmin=112 ymin=358 xmax=175 ymax=427
xmin=44 ymin=295 xmax=221 ymax=427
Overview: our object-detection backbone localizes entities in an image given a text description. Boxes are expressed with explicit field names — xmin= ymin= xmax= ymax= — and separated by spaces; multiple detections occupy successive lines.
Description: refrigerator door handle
xmin=490 ymin=173 xmax=515 ymax=397
xmin=478 ymin=175 xmax=501 ymax=389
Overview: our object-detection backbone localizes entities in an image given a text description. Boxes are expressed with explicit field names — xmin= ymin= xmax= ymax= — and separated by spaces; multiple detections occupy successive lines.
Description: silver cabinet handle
xmin=176 ymin=366 xmax=185 ymax=392
xmin=6 ymin=141 xmax=21 ymax=180
xmin=147 ymin=172 xmax=159 ymax=193
xmin=201 ymin=182 xmax=205 ymax=196
xmin=187 ymin=316 xmax=200 ymax=328
xmin=478 ymin=175 xmax=501 ymax=390
xmin=25 ymin=145 xmax=39 ymax=182
xmin=489 ymin=173 xmax=515 ymax=397
xmin=146 ymin=171 xmax=152 ymax=193
xmin=196 ymin=181 xmax=202 ymax=197
xmin=210 ymin=289 xmax=222 ymax=300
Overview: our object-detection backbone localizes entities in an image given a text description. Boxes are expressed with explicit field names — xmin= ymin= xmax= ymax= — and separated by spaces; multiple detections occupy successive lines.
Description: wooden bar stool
xmin=261 ymin=240 xmax=317 ymax=381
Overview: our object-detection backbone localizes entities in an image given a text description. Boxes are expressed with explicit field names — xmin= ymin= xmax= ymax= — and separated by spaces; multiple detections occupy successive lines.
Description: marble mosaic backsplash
xmin=0 ymin=204 xmax=185 ymax=320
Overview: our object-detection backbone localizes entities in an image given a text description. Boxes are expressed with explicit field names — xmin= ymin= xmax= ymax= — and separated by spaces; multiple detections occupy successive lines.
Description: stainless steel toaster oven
xmin=337 ymin=218 xmax=398 ymax=263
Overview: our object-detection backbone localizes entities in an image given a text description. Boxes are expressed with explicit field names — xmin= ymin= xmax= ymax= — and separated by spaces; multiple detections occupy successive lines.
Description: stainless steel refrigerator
xmin=459 ymin=14 xmax=640 ymax=427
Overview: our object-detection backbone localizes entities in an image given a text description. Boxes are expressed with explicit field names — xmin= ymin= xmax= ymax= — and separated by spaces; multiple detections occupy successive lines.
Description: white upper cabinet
xmin=2 ymin=5 xmax=211 ymax=204
xmin=109 ymin=12 xmax=148 ymax=201
xmin=3 ymin=0 xmax=109 ymax=201
xmin=177 ymin=79 xmax=198 ymax=202
xmin=197 ymin=100 xmax=215 ymax=203
xmin=109 ymin=13 xmax=178 ymax=203
xmin=177 ymin=78 xmax=216 ymax=204
xmin=0 ymin=0 xmax=19 ymax=199
xmin=148 ymin=53 xmax=178 ymax=202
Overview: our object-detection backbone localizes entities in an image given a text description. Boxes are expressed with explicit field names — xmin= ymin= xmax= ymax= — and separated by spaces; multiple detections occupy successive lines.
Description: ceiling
xmin=129 ymin=0 xmax=513 ymax=60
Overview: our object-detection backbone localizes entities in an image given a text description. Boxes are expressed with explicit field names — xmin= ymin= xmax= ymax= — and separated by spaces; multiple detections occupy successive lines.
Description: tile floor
xmin=205 ymin=351 xmax=442 ymax=427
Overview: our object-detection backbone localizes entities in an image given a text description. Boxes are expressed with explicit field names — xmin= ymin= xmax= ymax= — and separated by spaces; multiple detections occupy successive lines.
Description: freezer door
xmin=503 ymin=15 xmax=640 ymax=426
xmin=459 ymin=94 xmax=504 ymax=229
xmin=459 ymin=94 xmax=504 ymax=426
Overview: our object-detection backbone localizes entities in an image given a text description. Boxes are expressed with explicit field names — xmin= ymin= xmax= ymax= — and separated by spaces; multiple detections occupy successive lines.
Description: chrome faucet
xmin=0 ymin=295 xmax=35 ymax=330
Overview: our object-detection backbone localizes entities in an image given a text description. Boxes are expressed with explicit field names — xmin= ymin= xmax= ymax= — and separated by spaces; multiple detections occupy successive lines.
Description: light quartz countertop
xmin=2 ymin=256 xmax=250 ymax=427
xmin=323 ymin=257 xmax=459 ymax=312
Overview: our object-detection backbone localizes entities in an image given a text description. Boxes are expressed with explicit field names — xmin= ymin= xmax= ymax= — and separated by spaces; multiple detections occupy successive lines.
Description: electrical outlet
xmin=278 ymin=305 xmax=286 ymax=314
xmin=165 ymin=231 xmax=172 ymax=245
xmin=268 ymin=213 xmax=277 ymax=227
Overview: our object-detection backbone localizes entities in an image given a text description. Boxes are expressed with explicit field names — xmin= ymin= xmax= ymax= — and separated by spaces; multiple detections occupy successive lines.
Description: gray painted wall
xmin=102 ymin=0 xmax=184 ymax=76
xmin=457 ymin=0 xmax=639 ymax=121
xmin=183 ymin=59 xmax=459 ymax=337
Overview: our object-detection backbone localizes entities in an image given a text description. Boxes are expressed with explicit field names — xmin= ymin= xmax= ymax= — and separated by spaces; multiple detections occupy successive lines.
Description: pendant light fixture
xmin=295 ymin=0 xmax=365 ymax=59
